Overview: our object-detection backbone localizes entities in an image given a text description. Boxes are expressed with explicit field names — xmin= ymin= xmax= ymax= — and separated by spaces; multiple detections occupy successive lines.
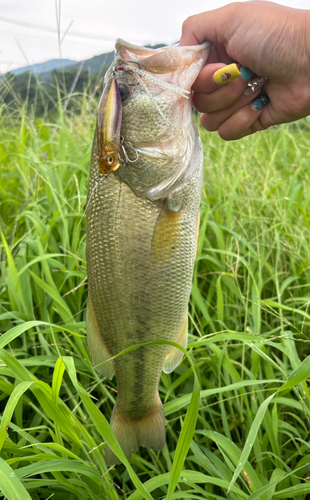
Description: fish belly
xmin=86 ymin=134 xmax=203 ymax=463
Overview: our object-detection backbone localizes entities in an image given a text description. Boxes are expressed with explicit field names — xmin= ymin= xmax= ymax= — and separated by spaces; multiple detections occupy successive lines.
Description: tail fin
xmin=105 ymin=396 xmax=166 ymax=465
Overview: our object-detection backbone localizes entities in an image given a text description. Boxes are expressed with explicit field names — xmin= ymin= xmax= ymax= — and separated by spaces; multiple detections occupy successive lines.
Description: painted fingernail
xmin=251 ymin=93 xmax=270 ymax=111
xmin=240 ymin=66 xmax=254 ymax=81
xmin=244 ymin=77 xmax=269 ymax=96
xmin=213 ymin=64 xmax=241 ymax=85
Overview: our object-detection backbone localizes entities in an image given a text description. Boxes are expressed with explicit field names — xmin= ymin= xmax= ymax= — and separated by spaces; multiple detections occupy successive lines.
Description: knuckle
xmin=223 ymin=82 xmax=242 ymax=106
xmin=250 ymin=124 xmax=259 ymax=135
xmin=182 ymin=16 xmax=195 ymax=34
xmin=252 ymin=115 xmax=268 ymax=132
xmin=218 ymin=117 xmax=247 ymax=140
xmin=237 ymin=113 xmax=252 ymax=131
xmin=201 ymin=114 xmax=219 ymax=132
xmin=193 ymin=93 xmax=209 ymax=113
xmin=218 ymin=126 xmax=233 ymax=141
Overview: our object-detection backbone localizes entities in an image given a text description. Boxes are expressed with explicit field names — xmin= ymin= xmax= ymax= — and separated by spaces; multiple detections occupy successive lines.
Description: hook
xmin=123 ymin=60 xmax=141 ymax=69
xmin=119 ymin=136 xmax=139 ymax=166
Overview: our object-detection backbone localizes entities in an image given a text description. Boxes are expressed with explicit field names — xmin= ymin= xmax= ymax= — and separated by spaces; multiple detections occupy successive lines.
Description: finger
xmin=203 ymin=45 xmax=222 ymax=65
xmin=193 ymin=63 xmax=242 ymax=93
xmin=193 ymin=66 xmax=255 ymax=113
xmin=201 ymin=94 xmax=270 ymax=141
xmin=203 ymin=44 xmax=236 ymax=66
xmin=200 ymin=90 xmax=266 ymax=132
xmin=180 ymin=5 xmax=234 ymax=46
xmin=214 ymin=44 xmax=236 ymax=65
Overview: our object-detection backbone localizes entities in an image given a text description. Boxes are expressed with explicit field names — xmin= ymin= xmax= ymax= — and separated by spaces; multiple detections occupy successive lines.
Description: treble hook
xmin=119 ymin=136 xmax=139 ymax=166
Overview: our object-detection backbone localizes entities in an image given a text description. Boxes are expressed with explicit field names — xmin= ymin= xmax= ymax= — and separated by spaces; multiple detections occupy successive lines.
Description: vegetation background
xmin=1 ymin=63 xmax=310 ymax=500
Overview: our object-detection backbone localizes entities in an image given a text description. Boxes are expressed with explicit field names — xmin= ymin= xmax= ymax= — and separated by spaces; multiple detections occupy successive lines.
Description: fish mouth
xmin=114 ymin=38 xmax=212 ymax=90
xmin=175 ymin=40 xmax=212 ymax=52
xmin=115 ymin=39 xmax=162 ymax=57
xmin=115 ymin=38 xmax=211 ymax=55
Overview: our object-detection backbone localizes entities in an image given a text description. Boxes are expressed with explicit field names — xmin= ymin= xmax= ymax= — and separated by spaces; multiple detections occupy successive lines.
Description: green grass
xmin=1 ymin=91 xmax=310 ymax=500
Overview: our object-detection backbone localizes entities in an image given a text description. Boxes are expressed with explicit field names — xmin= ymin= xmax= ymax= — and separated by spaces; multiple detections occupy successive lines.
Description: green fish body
xmin=86 ymin=39 xmax=211 ymax=465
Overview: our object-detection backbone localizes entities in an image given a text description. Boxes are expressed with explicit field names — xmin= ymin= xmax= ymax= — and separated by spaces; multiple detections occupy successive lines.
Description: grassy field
xmin=1 ymin=95 xmax=310 ymax=500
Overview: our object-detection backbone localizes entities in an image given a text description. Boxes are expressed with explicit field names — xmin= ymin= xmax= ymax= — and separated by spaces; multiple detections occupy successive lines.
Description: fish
xmin=86 ymin=38 xmax=211 ymax=465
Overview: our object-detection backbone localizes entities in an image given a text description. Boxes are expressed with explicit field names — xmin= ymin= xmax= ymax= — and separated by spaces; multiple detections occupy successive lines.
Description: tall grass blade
xmin=227 ymin=393 xmax=275 ymax=493
xmin=166 ymin=369 xmax=200 ymax=500
xmin=0 ymin=381 xmax=33 ymax=450
xmin=278 ymin=355 xmax=310 ymax=392
xmin=0 ymin=458 xmax=32 ymax=500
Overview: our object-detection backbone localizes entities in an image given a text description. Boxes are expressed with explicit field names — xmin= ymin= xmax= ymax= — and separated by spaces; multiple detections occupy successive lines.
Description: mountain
xmin=65 ymin=52 xmax=115 ymax=75
xmin=8 ymin=44 xmax=167 ymax=78
xmin=10 ymin=59 xmax=78 ymax=75
xmin=1 ymin=43 xmax=170 ymax=117
xmin=63 ymin=45 xmax=166 ymax=74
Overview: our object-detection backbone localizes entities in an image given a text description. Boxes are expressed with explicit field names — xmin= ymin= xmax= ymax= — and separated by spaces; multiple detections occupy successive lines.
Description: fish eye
xmin=118 ymin=83 xmax=130 ymax=103
xmin=107 ymin=156 xmax=114 ymax=164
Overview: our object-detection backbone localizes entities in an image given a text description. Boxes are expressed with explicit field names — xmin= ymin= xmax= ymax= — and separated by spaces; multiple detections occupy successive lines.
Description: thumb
xmin=179 ymin=4 xmax=235 ymax=46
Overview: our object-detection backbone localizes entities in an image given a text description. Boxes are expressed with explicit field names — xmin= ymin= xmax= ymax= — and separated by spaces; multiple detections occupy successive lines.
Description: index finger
xmin=180 ymin=7 xmax=232 ymax=46
xmin=192 ymin=63 xmax=226 ymax=92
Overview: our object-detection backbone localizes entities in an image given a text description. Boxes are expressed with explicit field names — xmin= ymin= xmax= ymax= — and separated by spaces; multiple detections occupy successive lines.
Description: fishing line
xmin=119 ymin=63 xmax=190 ymax=98
xmin=75 ymin=173 xmax=109 ymax=271
xmin=134 ymin=67 xmax=190 ymax=98
xmin=134 ymin=71 xmax=171 ymax=124
xmin=115 ymin=63 xmax=190 ymax=125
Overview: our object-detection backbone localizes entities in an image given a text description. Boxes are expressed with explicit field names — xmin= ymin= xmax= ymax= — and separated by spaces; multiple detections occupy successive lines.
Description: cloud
xmin=1 ymin=0 xmax=308 ymax=73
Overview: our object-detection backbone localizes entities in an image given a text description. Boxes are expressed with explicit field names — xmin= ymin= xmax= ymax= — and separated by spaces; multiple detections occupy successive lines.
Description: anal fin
xmin=86 ymin=298 xmax=115 ymax=380
xmin=163 ymin=313 xmax=188 ymax=374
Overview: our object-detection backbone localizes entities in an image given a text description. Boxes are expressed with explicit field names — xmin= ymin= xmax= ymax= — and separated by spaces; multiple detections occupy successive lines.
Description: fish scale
xmin=86 ymin=38 xmax=211 ymax=465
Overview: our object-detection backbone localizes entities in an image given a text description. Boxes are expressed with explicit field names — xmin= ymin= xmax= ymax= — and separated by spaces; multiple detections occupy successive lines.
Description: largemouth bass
xmin=86 ymin=39 xmax=211 ymax=465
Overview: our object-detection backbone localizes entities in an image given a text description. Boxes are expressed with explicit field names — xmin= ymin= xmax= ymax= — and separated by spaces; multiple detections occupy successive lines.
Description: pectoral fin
xmin=151 ymin=203 xmax=181 ymax=264
xmin=163 ymin=313 xmax=188 ymax=374
xmin=86 ymin=298 xmax=115 ymax=380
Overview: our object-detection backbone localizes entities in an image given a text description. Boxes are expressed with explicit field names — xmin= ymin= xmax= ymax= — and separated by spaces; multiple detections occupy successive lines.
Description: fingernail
xmin=251 ymin=93 xmax=270 ymax=111
xmin=244 ymin=77 xmax=268 ymax=96
xmin=213 ymin=64 xmax=241 ymax=85
xmin=240 ymin=66 xmax=254 ymax=81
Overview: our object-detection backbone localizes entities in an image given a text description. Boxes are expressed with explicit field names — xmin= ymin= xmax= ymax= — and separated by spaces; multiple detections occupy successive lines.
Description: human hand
xmin=180 ymin=1 xmax=310 ymax=140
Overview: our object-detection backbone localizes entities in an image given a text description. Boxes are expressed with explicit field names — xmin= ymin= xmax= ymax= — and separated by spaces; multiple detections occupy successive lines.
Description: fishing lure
xmin=97 ymin=77 xmax=122 ymax=175
xmin=97 ymin=59 xmax=191 ymax=175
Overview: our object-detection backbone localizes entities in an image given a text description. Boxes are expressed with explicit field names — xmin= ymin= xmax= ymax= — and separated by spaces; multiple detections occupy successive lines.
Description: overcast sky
xmin=1 ymin=0 xmax=309 ymax=73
